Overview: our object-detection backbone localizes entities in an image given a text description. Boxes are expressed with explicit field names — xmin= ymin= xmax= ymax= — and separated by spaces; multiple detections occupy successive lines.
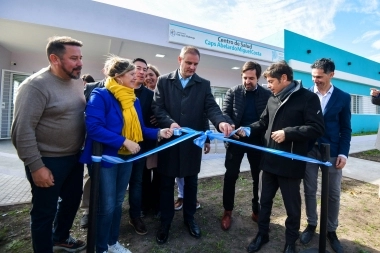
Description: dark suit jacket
xmin=152 ymin=70 xmax=225 ymax=177
xmin=84 ymin=80 xmax=105 ymax=102
xmin=309 ymin=86 xmax=351 ymax=157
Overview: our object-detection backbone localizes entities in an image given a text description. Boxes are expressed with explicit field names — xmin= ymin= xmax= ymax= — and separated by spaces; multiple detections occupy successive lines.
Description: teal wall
xmin=284 ymin=30 xmax=380 ymax=133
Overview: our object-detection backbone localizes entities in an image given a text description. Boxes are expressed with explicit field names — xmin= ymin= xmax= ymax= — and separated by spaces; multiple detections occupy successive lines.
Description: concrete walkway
xmin=0 ymin=135 xmax=379 ymax=206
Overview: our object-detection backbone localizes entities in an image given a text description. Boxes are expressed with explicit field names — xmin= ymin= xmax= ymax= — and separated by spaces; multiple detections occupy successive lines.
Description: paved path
xmin=0 ymin=135 xmax=379 ymax=206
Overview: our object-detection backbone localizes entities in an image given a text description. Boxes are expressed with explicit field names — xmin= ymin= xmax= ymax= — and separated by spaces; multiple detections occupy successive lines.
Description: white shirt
xmin=313 ymin=84 xmax=334 ymax=115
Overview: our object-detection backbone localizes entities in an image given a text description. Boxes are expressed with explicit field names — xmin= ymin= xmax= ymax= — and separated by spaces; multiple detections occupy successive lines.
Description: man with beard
xmin=11 ymin=36 xmax=86 ymax=252
xmin=221 ymin=61 xmax=271 ymax=231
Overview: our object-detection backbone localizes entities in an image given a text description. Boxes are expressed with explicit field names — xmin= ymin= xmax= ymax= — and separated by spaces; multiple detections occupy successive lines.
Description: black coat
xmin=152 ymin=70 xmax=226 ymax=177
xmin=249 ymin=81 xmax=325 ymax=179
xmin=223 ymin=84 xmax=271 ymax=146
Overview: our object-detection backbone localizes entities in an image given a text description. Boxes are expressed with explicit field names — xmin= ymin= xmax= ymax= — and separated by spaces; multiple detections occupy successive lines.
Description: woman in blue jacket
xmin=80 ymin=55 xmax=172 ymax=253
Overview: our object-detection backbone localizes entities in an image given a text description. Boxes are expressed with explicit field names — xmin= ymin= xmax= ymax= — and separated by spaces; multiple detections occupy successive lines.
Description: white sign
xmin=168 ymin=24 xmax=284 ymax=62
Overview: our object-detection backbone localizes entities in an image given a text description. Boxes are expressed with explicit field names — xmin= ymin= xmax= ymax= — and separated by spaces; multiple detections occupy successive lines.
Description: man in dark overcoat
xmin=152 ymin=45 xmax=232 ymax=244
xmin=243 ymin=61 xmax=325 ymax=253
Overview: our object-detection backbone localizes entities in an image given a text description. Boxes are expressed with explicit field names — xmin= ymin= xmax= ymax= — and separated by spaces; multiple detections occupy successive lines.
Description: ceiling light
xmin=155 ymin=54 xmax=165 ymax=58
xmin=231 ymin=67 xmax=239 ymax=70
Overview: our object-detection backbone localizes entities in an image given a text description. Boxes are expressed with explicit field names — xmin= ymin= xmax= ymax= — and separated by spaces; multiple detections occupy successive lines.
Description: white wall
xmin=0 ymin=44 xmax=11 ymax=71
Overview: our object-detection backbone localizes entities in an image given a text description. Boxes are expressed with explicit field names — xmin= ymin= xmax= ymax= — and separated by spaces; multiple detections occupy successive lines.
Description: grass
xmin=352 ymin=131 xmax=378 ymax=136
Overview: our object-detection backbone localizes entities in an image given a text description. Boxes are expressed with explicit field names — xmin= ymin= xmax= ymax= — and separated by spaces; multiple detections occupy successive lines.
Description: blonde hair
xmin=147 ymin=64 xmax=161 ymax=77
xmin=104 ymin=55 xmax=135 ymax=77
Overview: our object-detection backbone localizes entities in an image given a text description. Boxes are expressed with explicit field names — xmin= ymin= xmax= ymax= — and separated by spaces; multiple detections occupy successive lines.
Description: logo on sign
xmin=170 ymin=29 xmax=176 ymax=37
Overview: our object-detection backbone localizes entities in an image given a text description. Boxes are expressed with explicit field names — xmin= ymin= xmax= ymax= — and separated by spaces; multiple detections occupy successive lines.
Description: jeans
xmin=303 ymin=146 xmax=342 ymax=231
xmin=25 ymin=154 xmax=83 ymax=253
xmin=128 ymin=157 xmax=146 ymax=219
xmin=96 ymin=155 xmax=132 ymax=253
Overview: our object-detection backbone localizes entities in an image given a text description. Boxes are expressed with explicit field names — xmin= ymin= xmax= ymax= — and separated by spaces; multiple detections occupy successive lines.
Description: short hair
xmin=242 ymin=61 xmax=262 ymax=79
xmin=133 ymin=58 xmax=148 ymax=66
xmin=311 ymin=58 xmax=335 ymax=74
xmin=263 ymin=61 xmax=293 ymax=82
xmin=46 ymin=36 xmax=82 ymax=60
xmin=179 ymin=46 xmax=200 ymax=59
xmin=81 ymin=74 xmax=95 ymax=83
xmin=147 ymin=64 xmax=161 ymax=77
xmin=104 ymin=55 xmax=135 ymax=78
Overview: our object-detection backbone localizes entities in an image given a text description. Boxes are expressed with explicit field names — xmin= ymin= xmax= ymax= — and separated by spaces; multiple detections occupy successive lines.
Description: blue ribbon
xmin=91 ymin=126 xmax=331 ymax=167
xmin=200 ymin=130 xmax=332 ymax=166
xmin=91 ymin=127 xmax=202 ymax=164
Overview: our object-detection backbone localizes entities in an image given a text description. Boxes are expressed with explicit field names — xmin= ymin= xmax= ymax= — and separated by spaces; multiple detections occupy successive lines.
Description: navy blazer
xmin=80 ymin=87 xmax=158 ymax=167
xmin=309 ymin=86 xmax=351 ymax=157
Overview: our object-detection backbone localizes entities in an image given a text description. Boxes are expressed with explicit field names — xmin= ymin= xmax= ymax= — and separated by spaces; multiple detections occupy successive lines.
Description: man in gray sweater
xmin=11 ymin=36 xmax=87 ymax=253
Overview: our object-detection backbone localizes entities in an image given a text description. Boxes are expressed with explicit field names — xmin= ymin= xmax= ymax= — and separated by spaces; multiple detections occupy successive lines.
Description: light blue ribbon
xmin=91 ymin=126 xmax=331 ymax=167
xmin=199 ymin=130 xmax=332 ymax=166
xmin=91 ymin=127 xmax=202 ymax=164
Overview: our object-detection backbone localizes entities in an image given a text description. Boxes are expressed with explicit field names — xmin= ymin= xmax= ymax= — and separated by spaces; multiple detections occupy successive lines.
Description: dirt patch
xmin=1 ymin=171 xmax=379 ymax=253
xmin=350 ymin=149 xmax=380 ymax=163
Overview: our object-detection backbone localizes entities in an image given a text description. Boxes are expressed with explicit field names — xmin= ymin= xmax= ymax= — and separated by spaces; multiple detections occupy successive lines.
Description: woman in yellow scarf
xmin=80 ymin=55 xmax=172 ymax=253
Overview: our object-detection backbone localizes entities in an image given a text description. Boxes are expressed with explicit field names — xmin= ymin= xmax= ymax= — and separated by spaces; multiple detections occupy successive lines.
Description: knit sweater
xmin=11 ymin=67 xmax=86 ymax=172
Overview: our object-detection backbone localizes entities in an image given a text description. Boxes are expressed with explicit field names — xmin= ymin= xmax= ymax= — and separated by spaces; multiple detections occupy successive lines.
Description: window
xmin=351 ymin=94 xmax=379 ymax=114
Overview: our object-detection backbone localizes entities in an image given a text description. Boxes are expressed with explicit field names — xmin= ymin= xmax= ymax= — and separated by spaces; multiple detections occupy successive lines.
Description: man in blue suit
xmin=300 ymin=58 xmax=351 ymax=253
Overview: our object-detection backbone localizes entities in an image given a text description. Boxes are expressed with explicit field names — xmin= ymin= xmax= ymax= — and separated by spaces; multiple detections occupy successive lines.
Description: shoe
xmin=184 ymin=220 xmax=201 ymax=238
xmin=327 ymin=231 xmax=344 ymax=253
xmin=251 ymin=212 xmax=258 ymax=223
xmin=247 ymin=232 xmax=269 ymax=253
xmin=196 ymin=200 xmax=201 ymax=209
xmin=108 ymin=241 xmax=132 ymax=253
xmin=174 ymin=197 xmax=183 ymax=210
xmin=53 ymin=235 xmax=86 ymax=252
xmin=80 ymin=214 xmax=89 ymax=229
xmin=221 ymin=210 xmax=232 ymax=231
xmin=156 ymin=223 xmax=171 ymax=244
xmin=154 ymin=211 xmax=161 ymax=219
xmin=300 ymin=224 xmax=316 ymax=245
xmin=283 ymin=243 xmax=296 ymax=253
xmin=129 ymin=217 xmax=148 ymax=235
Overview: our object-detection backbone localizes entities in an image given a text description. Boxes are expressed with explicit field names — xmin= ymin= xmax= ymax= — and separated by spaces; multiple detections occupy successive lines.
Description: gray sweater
xmin=11 ymin=67 xmax=86 ymax=172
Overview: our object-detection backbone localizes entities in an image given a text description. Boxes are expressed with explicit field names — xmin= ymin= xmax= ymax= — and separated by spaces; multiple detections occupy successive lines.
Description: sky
xmin=95 ymin=0 xmax=380 ymax=62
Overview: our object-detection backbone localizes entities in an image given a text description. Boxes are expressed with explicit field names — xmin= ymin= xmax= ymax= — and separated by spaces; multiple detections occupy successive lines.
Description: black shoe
xmin=283 ymin=243 xmax=296 ymax=253
xmin=327 ymin=231 xmax=343 ymax=253
xmin=247 ymin=232 xmax=269 ymax=252
xmin=300 ymin=224 xmax=316 ymax=245
xmin=80 ymin=214 xmax=89 ymax=229
xmin=156 ymin=223 xmax=170 ymax=245
xmin=184 ymin=220 xmax=201 ymax=238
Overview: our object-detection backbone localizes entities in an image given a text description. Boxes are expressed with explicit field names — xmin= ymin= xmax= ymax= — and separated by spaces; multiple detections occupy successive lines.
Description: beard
xmin=62 ymin=64 xmax=82 ymax=79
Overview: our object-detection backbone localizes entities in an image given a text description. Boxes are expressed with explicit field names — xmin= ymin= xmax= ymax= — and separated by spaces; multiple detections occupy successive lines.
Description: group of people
xmin=10 ymin=35 xmax=355 ymax=253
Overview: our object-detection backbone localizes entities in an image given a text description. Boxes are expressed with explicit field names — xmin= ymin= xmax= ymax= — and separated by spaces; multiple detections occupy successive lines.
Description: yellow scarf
xmin=105 ymin=77 xmax=143 ymax=155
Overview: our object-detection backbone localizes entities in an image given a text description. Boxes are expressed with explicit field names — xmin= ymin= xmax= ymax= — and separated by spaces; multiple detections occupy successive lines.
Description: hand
xmin=370 ymin=88 xmax=380 ymax=97
xmin=159 ymin=128 xmax=173 ymax=139
xmin=204 ymin=143 xmax=211 ymax=154
xmin=218 ymin=122 xmax=233 ymax=137
xmin=150 ymin=115 xmax=158 ymax=126
xmin=271 ymin=130 xmax=285 ymax=143
xmin=123 ymin=139 xmax=140 ymax=154
xmin=235 ymin=127 xmax=247 ymax=138
xmin=336 ymin=156 xmax=347 ymax=169
xmin=31 ymin=167 xmax=55 ymax=188
xmin=170 ymin=123 xmax=181 ymax=129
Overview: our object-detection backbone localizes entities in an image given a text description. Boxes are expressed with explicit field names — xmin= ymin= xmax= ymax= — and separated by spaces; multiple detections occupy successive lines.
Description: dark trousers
xmin=160 ymin=173 xmax=198 ymax=225
xmin=258 ymin=171 xmax=301 ymax=244
xmin=223 ymin=143 xmax=261 ymax=212
xmin=25 ymin=154 xmax=83 ymax=253
xmin=141 ymin=166 xmax=161 ymax=213
xmin=128 ymin=157 xmax=146 ymax=219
